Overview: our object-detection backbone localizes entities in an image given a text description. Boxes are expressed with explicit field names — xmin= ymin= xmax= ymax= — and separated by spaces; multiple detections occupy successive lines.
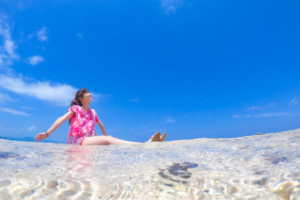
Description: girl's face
xmin=80 ymin=92 xmax=93 ymax=104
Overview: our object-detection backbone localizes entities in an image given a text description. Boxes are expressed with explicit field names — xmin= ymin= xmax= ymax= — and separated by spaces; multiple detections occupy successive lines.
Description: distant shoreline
xmin=0 ymin=136 xmax=63 ymax=144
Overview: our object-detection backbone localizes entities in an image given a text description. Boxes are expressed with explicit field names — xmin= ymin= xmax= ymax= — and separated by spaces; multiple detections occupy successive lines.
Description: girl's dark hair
xmin=69 ymin=88 xmax=89 ymax=124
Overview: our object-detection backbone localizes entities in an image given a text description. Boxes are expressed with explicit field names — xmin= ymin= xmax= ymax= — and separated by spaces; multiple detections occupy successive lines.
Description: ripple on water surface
xmin=1 ymin=129 xmax=300 ymax=199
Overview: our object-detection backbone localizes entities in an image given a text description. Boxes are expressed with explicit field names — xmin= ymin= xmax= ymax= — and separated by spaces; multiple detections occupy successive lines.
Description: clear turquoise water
xmin=0 ymin=129 xmax=300 ymax=199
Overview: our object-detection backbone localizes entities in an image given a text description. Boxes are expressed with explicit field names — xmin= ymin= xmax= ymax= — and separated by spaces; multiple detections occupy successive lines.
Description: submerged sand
xmin=0 ymin=129 xmax=300 ymax=199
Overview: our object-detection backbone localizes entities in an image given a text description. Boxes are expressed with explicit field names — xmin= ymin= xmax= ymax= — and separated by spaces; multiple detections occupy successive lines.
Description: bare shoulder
xmin=61 ymin=110 xmax=74 ymax=120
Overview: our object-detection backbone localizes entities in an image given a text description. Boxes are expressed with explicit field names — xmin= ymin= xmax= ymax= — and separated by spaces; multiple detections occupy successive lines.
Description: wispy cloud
xmin=269 ymin=102 xmax=276 ymax=107
xmin=130 ymin=99 xmax=140 ymax=102
xmin=0 ymin=93 xmax=16 ymax=103
xmin=77 ymin=33 xmax=83 ymax=39
xmin=37 ymin=27 xmax=48 ymax=42
xmin=165 ymin=116 xmax=175 ymax=123
xmin=0 ymin=74 xmax=77 ymax=106
xmin=21 ymin=106 xmax=35 ymax=110
xmin=247 ymin=102 xmax=275 ymax=111
xmin=233 ymin=114 xmax=240 ymax=118
xmin=247 ymin=106 xmax=259 ymax=111
xmin=0 ymin=107 xmax=28 ymax=116
xmin=254 ymin=112 xmax=290 ymax=118
xmin=233 ymin=112 xmax=297 ymax=118
xmin=290 ymin=98 xmax=298 ymax=106
xmin=0 ymin=18 xmax=19 ymax=68
xmin=27 ymin=55 xmax=44 ymax=65
xmin=26 ymin=126 xmax=36 ymax=131
xmin=233 ymin=114 xmax=251 ymax=119
xmin=160 ymin=0 xmax=184 ymax=13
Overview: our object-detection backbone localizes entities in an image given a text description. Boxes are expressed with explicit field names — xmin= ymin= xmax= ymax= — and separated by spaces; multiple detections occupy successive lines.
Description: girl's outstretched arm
xmin=34 ymin=110 xmax=74 ymax=141
xmin=96 ymin=120 xmax=107 ymax=136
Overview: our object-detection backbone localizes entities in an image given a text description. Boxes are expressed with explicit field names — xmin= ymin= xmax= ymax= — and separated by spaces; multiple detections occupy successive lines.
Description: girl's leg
xmin=81 ymin=135 xmax=140 ymax=145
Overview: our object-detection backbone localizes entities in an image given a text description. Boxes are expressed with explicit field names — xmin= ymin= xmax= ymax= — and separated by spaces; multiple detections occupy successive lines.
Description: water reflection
xmin=66 ymin=145 xmax=96 ymax=175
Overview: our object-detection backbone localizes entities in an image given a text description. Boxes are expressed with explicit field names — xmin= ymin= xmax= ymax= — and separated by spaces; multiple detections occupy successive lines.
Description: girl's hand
xmin=34 ymin=132 xmax=48 ymax=141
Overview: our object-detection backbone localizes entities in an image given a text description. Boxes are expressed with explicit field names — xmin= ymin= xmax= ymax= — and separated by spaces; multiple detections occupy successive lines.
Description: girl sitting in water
xmin=35 ymin=88 xmax=166 ymax=145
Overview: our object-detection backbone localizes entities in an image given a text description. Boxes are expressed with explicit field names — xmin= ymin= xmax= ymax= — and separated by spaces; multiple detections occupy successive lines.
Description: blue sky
xmin=0 ymin=0 xmax=300 ymax=143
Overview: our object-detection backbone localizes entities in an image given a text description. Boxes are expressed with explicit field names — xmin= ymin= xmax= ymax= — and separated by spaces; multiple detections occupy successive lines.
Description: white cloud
xmin=37 ymin=27 xmax=48 ymax=42
xmin=0 ymin=107 xmax=28 ymax=116
xmin=27 ymin=55 xmax=44 ymax=65
xmin=161 ymin=0 xmax=184 ymax=13
xmin=26 ymin=126 xmax=36 ymax=131
xmin=165 ymin=116 xmax=175 ymax=123
xmin=0 ymin=18 xmax=19 ymax=68
xmin=255 ymin=112 xmax=290 ymax=118
xmin=0 ymin=74 xmax=77 ymax=106
xmin=290 ymin=98 xmax=298 ymax=106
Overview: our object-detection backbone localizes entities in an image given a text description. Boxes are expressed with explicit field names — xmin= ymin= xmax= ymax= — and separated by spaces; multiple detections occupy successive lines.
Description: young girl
xmin=35 ymin=88 xmax=166 ymax=145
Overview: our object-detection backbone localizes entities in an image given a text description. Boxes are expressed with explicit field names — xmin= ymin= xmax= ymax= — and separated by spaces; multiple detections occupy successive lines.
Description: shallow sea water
xmin=0 ymin=129 xmax=300 ymax=200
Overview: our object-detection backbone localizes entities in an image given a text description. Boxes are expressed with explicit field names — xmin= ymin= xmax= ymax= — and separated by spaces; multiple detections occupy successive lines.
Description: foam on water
xmin=0 ymin=129 xmax=300 ymax=199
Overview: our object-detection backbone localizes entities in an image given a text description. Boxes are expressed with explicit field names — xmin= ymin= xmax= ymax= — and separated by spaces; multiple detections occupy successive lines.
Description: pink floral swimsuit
xmin=67 ymin=105 xmax=100 ymax=145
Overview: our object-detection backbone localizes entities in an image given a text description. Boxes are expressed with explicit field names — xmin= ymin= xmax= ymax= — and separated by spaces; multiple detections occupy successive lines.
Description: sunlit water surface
xmin=1 ymin=129 xmax=300 ymax=200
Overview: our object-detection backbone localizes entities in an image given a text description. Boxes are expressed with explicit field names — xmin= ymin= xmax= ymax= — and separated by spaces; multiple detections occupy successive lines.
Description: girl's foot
xmin=148 ymin=132 xmax=161 ymax=142
xmin=160 ymin=132 xmax=166 ymax=142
